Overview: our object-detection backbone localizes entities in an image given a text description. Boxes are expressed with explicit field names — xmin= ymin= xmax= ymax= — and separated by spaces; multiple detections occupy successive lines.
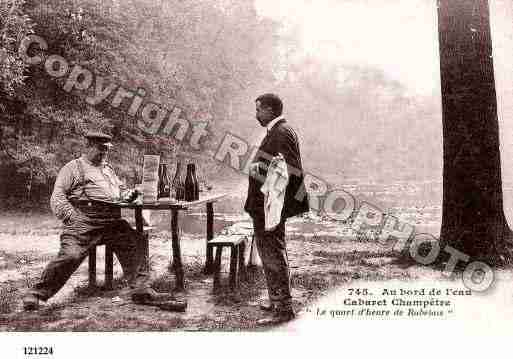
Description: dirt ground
xmin=0 ymin=206 xmax=456 ymax=331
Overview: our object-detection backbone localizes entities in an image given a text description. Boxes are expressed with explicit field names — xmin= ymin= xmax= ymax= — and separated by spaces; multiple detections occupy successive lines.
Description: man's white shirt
xmin=254 ymin=115 xmax=289 ymax=230
xmin=252 ymin=115 xmax=284 ymax=147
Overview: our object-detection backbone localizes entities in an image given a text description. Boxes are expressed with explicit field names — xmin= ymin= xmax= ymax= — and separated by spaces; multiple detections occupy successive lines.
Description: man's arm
xmin=104 ymin=164 xmax=143 ymax=202
xmin=274 ymin=128 xmax=302 ymax=178
xmin=103 ymin=164 xmax=127 ymax=201
xmin=50 ymin=161 xmax=80 ymax=222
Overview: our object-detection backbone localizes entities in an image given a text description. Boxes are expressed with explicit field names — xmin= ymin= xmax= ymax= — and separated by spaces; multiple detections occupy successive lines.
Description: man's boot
xmin=259 ymin=302 xmax=276 ymax=312
xmin=257 ymin=308 xmax=296 ymax=325
xmin=22 ymin=293 xmax=40 ymax=311
xmin=130 ymin=287 xmax=175 ymax=305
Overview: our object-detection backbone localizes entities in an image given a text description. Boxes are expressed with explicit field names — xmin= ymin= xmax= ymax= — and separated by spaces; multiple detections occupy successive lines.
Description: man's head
xmin=84 ymin=131 xmax=113 ymax=165
xmin=255 ymin=93 xmax=283 ymax=127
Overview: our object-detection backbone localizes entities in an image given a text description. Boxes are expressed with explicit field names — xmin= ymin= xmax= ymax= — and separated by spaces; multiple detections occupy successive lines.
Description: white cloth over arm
xmin=260 ymin=153 xmax=289 ymax=231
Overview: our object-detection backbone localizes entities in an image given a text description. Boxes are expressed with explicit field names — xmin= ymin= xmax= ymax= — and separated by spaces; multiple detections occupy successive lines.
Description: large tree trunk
xmin=438 ymin=0 xmax=512 ymax=265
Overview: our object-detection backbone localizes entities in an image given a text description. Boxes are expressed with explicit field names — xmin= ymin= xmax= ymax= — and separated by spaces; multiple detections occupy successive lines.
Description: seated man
xmin=22 ymin=131 xmax=149 ymax=310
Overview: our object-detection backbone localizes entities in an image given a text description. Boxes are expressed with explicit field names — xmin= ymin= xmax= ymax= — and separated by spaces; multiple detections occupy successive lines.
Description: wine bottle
xmin=185 ymin=163 xmax=195 ymax=201
xmin=191 ymin=163 xmax=199 ymax=200
xmin=157 ymin=163 xmax=171 ymax=198
xmin=172 ymin=162 xmax=184 ymax=200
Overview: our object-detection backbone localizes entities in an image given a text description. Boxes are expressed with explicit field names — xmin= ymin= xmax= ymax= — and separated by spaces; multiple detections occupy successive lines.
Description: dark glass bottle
xmin=192 ymin=163 xmax=199 ymax=200
xmin=185 ymin=163 xmax=196 ymax=202
xmin=157 ymin=163 xmax=171 ymax=198
xmin=172 ymin=162 xmax=184 ymax=200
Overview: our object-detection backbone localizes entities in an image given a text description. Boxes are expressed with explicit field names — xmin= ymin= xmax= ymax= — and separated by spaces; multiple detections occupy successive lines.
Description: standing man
xmin=22 ymin=131 xmax=148 ymax=310
xmin=245 ymin=93 xmax=309 ymax=325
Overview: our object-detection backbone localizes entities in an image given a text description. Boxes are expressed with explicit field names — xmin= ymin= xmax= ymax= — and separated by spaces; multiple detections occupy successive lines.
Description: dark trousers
xmin=252 ymin=216 xmax=292 ymax=312
xmin=31 ymin=217 xmax=147 ymax=301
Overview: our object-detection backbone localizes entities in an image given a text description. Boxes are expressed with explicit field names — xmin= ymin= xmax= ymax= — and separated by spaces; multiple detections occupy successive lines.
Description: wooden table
xmin=118 ymin=193 xmax=227 ymax=291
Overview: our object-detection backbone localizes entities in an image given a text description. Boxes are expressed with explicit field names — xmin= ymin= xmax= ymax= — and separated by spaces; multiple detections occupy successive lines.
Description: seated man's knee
xmin=59 ymin=235 xmax=88 ymax=262
xmin=57 ymin=248 xmax=86 ymax=264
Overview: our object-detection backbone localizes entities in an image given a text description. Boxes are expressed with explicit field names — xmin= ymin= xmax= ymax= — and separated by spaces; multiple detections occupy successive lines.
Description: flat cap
xmin=85 ymin=131 xmax=113 ymax=146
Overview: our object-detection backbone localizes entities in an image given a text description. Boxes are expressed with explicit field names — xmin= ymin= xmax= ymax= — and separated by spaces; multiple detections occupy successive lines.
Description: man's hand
xmin=121 ymin=188 xmax=141 ymax=203
xmin=64 ymin=210 xmax=88 ymax=225
xmin=249 ymin=162 xmax=263 ymax=177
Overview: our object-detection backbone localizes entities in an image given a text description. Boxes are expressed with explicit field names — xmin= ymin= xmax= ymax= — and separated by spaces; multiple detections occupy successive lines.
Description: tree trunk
xmin=26 ymin=166 xmax=34 ymax=202
xmin=438 ymin=0 xmax=512 ymax=265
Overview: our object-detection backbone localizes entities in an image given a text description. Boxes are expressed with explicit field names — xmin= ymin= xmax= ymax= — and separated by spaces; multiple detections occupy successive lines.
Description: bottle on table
xmin=192 ymin=163 xmax=199 ymax=200
xmin=185 ymin=163 xmax=198 ymax=201
xmin=157 ymin=163 xmax=171 ymax=199
xmin=172 ymin=161 xmax=185 ymax=200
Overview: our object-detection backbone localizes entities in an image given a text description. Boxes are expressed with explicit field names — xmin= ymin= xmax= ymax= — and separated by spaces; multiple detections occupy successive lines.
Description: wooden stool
xmin=88 ymin=243 xmax=115 ymax=289
xmin=88 ymin=227 xmax=152 ymax=289
xmin=207 ymin=235 xmax=247 ymax=292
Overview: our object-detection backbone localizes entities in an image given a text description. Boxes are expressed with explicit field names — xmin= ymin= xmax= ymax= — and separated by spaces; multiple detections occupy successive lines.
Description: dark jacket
xmin=244 ymin=119 xmax=309 ymax=220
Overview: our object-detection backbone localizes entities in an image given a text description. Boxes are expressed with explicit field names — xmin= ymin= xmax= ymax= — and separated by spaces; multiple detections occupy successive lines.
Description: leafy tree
xmin=0 ymin=0 xmax=281 ymax=205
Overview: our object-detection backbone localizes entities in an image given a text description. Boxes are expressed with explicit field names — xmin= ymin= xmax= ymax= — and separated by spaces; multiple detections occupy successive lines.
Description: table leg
xmin=135 ymin=207 xmax=149 ymax=272
xmin=88 ymin=247 xmax=97 ymax=288
xmin=229 ymin=246 xmax=239 ymax=290
xmin=238 ymin=241 xmax=246 ymax=281
xmin=171 ymin=209 xmax=185 ymax=291
xmin=204 ymin=202 xmax=214 ymax=273
xmin=105 ymin=244 xmax=114 ymax=290
xmin=213 ymin=246 xmax=223 ymax=292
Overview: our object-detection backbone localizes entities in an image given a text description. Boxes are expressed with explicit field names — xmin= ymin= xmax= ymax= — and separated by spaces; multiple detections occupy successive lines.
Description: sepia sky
xmin=254 ymin=0 xmax=441 ymax=96
xmin=255 ymin=0 xmax=512 ymax=101
xmin=255 ymin=0 xmax=513 ymax=212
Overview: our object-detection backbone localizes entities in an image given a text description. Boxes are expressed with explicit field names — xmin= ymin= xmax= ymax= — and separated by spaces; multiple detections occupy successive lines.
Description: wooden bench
xmin=88 ymin=226 xmax=152 ymax=289
xmin=207 ymin=235 xmax=247 ymax=292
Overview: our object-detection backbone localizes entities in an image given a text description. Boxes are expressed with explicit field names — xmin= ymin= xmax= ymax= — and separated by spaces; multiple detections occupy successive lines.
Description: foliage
xmin=0 ymin=0 xmax=280 ymax=204
xmin=0 ymin=0 xmax=33 ymax=96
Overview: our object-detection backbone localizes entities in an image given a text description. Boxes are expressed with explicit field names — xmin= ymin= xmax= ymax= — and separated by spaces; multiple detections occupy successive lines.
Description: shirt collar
xmin=266 ymin=115 xmax=284 ymax=132
xmin=81 ymin=154 xmax=107 ymax=168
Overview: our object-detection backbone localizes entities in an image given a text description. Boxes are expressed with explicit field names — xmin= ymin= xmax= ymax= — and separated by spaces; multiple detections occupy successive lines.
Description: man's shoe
xmin=259 ymin=303 xmax=276 ymax=312
xmin=126 ymin=272 xmax=150 ymax=289
xmin=22 ymin=294 xmax=40 ymax=311
xmin=257 ymin=310 xmax=296 ymax=325
xmin=158 ymin=300 xmax=187 ymax=312
xmin=131 ymin=288 xmax=175 ymax=305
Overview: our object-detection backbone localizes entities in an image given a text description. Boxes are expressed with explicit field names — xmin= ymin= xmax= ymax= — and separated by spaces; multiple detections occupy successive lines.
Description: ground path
xmin=0 ymin=210 xmax=472 ymax=331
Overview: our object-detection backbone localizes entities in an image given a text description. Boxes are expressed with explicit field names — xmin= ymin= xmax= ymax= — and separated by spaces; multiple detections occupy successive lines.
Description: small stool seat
xmin=207 ymin=235 xmax=247 ymax=292
xmin=88 ymin=226 xmax=153 ymax=289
